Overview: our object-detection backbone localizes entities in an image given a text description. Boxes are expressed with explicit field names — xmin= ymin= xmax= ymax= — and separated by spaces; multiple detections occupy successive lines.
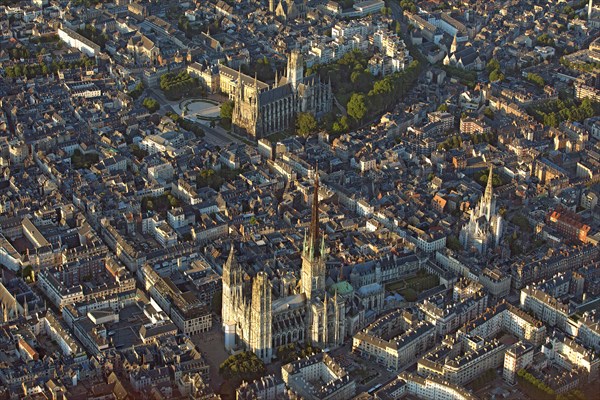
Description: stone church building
xmin=232 ymin=50 xmax=333 ymax=139
xmin=221 ymin=174 xmax=366 ymax=363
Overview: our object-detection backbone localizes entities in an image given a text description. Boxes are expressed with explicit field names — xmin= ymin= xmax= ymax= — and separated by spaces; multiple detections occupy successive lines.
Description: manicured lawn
xmin=386 ymin=270 xmax=439 ymax=301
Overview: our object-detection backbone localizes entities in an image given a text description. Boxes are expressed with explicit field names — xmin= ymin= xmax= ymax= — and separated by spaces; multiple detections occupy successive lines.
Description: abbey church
xmin=232 ymin=50 xmax=333 ymax=139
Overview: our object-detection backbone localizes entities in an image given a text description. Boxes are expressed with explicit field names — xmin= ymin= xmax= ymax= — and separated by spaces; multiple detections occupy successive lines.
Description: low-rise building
xmin=282 ymin=353 xmax=356 ymax=400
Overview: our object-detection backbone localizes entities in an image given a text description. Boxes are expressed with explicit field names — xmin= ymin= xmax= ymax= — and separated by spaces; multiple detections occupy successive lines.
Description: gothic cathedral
xmin=459 ymin=166 xmax=504 ymax=255
xmin=222 ymin=174 xmax=345 ymax=363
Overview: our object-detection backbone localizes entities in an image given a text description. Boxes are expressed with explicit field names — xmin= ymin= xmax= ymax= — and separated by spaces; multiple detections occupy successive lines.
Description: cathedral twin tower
xmin=222 ymin=174 xmax=345 ymax=363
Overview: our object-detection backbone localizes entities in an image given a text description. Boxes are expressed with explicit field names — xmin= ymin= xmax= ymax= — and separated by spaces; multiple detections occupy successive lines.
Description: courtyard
xmin=178 ymin=98 xmax=221 ymax=126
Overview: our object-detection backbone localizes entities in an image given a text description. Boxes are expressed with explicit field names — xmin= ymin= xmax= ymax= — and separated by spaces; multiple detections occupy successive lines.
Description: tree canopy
xmin=277 ymin=343 xmax=321 ymax=364
xmin=129 ymin=83 xmax=144 ymax=100
xmin=489 ymin=69 xmax=505 ymax=82
xmin=308 ymin=50 xmax=422 ymax=135
xmin=537 ymin=33 xmax=555 ymax=46
xmin=142 ymin=97 xmax=160 ymax=113
xmin=219 ymin=351 xmax=266 ymax=386
xmin=296 ymin=112 xmax=318 ymax=136
xmin=347 ymin=93 xmax=367 ymax=122
xmin=527 ymin=73 xmax=545 ymax=88
xmin=527 ymin=96 xmax=599 ymax=128
xmin=220 ymin=100 xmax=234 ymax=120
xmin=477 ymin=168 xmax=505 ymax=188
xmin=160 ymin=71 xmax=202 ymax=100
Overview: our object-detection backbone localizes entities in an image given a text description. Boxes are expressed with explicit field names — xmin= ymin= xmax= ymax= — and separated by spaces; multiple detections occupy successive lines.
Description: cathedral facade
xmin=459 ymin=166 xmax=503 ymax=254
xmin=222 ymin=175 xmax=346 ymax=363
xmin=232 ymin=50 xmax=333 ymax=139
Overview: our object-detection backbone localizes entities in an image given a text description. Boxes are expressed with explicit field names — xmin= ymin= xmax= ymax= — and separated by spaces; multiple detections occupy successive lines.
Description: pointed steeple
xmin=309 ymin=164 xmax=320 ymax=259
xmin=485 ymin=165 xmax=494 ymax=200
xmin=275 ymin=69 xmax=279 ymax=87
xmin=450 ymin=34 xmax=458 ymax=54
xmin=223 ymin=242 xmax=240 ymax=286
xmin=225 ymin=243 xmax=239 ymax=271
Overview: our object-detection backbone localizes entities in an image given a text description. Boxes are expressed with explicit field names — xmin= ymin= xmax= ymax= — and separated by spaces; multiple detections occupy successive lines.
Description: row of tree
xmin=528 ymin=96 xmax=598 ymax=128
xmin=516 ymin=369 xmax=555 ymax=399
xmin=4 ymin=57 xmax=96 ymax=79
xmin=560 ymin=57 xmax=600 ymax=73
xmin=556 ymin=389 xmax=587 ymax=400
xmin=305 ymin=49 xmax=422 ymax=135
xmin=399 ymin=0 xmax=417 ymax=13
xmin=159 ymin=71 xmax=202 ymax=100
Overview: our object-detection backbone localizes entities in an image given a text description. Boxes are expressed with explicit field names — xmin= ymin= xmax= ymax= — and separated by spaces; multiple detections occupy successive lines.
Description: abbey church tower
xmin=287 ymin=49 xmax=304 ymax=90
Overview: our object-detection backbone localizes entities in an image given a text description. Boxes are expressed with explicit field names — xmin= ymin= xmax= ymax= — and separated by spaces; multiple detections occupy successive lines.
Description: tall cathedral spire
xmin=309 ymin=165 xmax=320 ymax=259
xmin=301 ymin=164 xmax=326 ymax=299
xmin=484 ymin=165 xmax=494 ymax=201
xmin=223 ymin=243 xmax=239 ymax=286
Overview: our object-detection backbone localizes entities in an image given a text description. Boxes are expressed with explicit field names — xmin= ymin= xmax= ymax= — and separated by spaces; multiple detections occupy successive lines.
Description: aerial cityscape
xmin=0 ymin=0 xmax=599 ymax=399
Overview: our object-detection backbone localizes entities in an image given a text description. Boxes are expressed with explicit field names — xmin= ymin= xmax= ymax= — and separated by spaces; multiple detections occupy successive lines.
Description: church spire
xmin=309 ymin=164 xmax=320 ymax=259
xmin=485 ymin=165 xmax=494 ymax=200
xmin=223 ymin=242 xmax=239 ymax=286
xmin=226 ymin=243 xmax=238 ymax=270
xmin=450 ymin=34 xmax=458 ymax=54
